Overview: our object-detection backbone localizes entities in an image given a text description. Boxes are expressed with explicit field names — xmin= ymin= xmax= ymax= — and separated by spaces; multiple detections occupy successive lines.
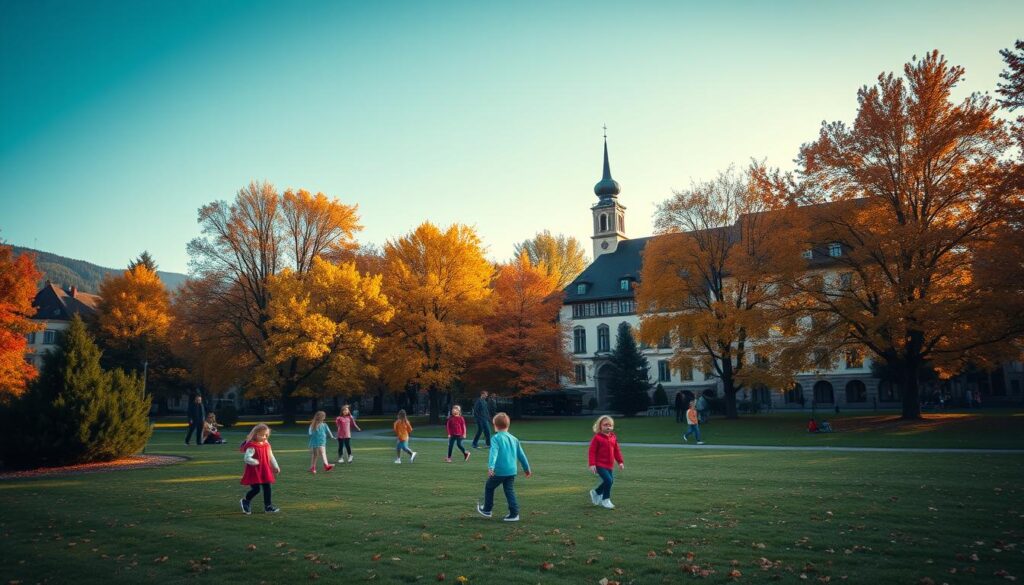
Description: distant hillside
xmin=10 ymin=246 xmax=188 ymax=294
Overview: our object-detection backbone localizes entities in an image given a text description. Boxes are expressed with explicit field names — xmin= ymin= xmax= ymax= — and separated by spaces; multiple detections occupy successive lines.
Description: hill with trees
xmin=10 ymin=246 xmax=187 ymax=293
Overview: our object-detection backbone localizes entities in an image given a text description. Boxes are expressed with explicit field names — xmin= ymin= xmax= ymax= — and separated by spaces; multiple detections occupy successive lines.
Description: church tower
xmin=591 ymin=130 xmax=627 ymax=259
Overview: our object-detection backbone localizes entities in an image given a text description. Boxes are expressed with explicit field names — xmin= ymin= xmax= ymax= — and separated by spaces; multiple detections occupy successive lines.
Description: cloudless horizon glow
xmin=2 ymin=1 xmax=1021 ymax=275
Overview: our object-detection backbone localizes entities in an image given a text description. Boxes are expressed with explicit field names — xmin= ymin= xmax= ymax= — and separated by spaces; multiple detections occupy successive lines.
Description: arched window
xmin=573 ymin=327 xmax=587 ymax=354
xmin=597 ymin=324 xmax=610 ymax=352
xmin=618 ymin=213 xmax=624 ymax=232
xmin=813 ymin=381 xmax=834 ymax=404
xmin=845 ymin=380 xmax=867 ymax=402
xmin=785 ymin=383 xmax=804 ymax=404
xmin=599 ymin=214 xmax=608 ymax=232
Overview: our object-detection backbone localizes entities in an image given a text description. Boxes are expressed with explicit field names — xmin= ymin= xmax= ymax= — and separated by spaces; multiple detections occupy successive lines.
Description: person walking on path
xmin=335 ymin=405 xmax=361 ymax=463
xmin=472 ymin=391 xmax=492 ymax=448
xmin=393 ymin=409 xmax=417 ymax=463
xmin=185 ymin=394 xmax=206 ymax=446
xmin=683 ymin=400 xmax=704 ymax=445
xmin=476 ymin=413 xmax=531 ymax=522
xmin=588 ymin=415 xmax=624 ymax=509
xmin=446 ymin=405 xmax=470 ymax=462
xmin=240 ymin=423 xmax=281 ymax=514
xmin=674 ymin=392 xmax=685 ymax=423
xmin=696 ymin=394 xmax=709 ymax=424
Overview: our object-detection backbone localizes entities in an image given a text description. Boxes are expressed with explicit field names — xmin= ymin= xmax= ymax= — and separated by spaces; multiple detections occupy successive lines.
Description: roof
xmin=565 ymin=237 xmax=651 ymax=302
xmin=32 ymin=281 xmax=101 ymax=321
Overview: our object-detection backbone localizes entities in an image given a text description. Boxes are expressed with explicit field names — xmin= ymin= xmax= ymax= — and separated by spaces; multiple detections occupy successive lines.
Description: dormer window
xmin=576 ymin=283 xmax=588 ymax=295
xmin=801 ymin=249 xmax=813 ymax=260
xmin=828 ymin=243 xmax=842 ymax=257
xmin=619 ymin=278 xmax=631 ymax=291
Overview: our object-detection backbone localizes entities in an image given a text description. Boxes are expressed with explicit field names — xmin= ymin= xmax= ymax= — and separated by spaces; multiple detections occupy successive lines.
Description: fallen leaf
xmin=246 ymin=544 xmax=256 ymax=552
xmin=647 ymin=551 xmax=657 ymax=559
xmin=540 ymin=562 xmax=554 ymax=571
xmin=371 ymin=554 xmax=382 ymax=561
xmin=436 ymin=573 xmax=446 ymax=581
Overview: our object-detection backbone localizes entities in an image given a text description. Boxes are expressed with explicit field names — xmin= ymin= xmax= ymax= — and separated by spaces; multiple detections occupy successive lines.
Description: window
xmin=802 ymin=249 xmax=813 ymax=260
xmin=599 ymin=214 xmax=608 ymax=232
xmin=572 ymin=300 xmax=637 ymax=319
xmin=678 ymin=335 xmax=693 ymax=348
xmin=845 ymin=380 xmax=867 ymax=403
xmin=619 ymin=300 xmax=636 ymax=314
xmin=845 ymin=349 xmax=864 ymax=369
xmin=681 ymin=366 xmax=693 ymax=381
xmin=828 ymin=242 xmax=842 ymax=257
xmin=785 ymin=383 xmax=804 ymax=404
xmin=620 ymin=278 xmax=630 ymax=291
xmin=574 ymin=364 xmax=587 ymax=385
xmin=813 ymin=381 xmax=834 ymax=403
xmin=26 ymin=331 xmax=36 ymax=344
xmin=573 ymin=327 xmax=587 ymax=354
xmin=754 ymin=353 xmax=769 ymax=368
xmin=839 ymin=272 xmax=853 ymax=289
xmin=702 ymin=362 xmax=717 ymax=380
xmin=576 ymin=283 xmax=587 ymax=295
xmin=657 ymin=360 xmax=671 ymax=382
xmin=597 ymin=325 xmax=610 ymax=352
xmin=658 ymin=334 xmax=671 ymax=349
xmin=44 ymin=330 xmax=56 ymax=344
xmin=618 ymin=214 xmax=624 ymax=232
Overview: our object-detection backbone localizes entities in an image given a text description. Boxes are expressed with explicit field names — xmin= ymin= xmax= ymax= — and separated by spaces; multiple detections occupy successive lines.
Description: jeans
xmin=396 ymin=440 xmax=413 ymax=455
xmin=245 ymin=483 xmax=273 ymax=508
xmin=447 ymin=436 xmax=467 ymax=457
xmin=472 ymin=418 xmax=491 ymax=447
xmin=337 ymin=438 xmax=352 ymax=458
xmin=684 ymin=424 xmax=702 ymax=442
xmin=482 ymin=475 xmax=518 ymax=516
xmin=185 ymin=421 xmax=204 ymax=445
xmin=594 ymin=466 xmax=615 ymax=500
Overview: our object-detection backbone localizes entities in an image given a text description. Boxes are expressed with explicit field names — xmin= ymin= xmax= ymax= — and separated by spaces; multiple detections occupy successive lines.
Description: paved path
xmin=183 ymin=427 xmax=1023 ymax=455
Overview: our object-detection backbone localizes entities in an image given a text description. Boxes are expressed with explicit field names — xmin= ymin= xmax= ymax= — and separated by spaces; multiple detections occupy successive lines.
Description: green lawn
xmin=2 ymin=417 xmax=1022 ymax=584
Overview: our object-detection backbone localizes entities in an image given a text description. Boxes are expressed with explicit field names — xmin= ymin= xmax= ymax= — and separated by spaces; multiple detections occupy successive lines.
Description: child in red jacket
xmin=446 ymin=405 xmax=470 ymax=462
xmin=588 ymin=415 xmax=624 ymax=509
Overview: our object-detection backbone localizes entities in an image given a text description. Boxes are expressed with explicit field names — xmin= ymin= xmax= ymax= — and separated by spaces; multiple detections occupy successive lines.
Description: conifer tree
xmin=607 ymin=323 xmax=651 ymax=416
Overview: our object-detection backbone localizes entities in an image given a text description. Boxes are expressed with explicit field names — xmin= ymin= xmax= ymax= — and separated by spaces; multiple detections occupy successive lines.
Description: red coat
xmin=588 ymin=432 xmax=624 ymax=469
xmin=240 ymin=440 xmax=277 ymax=485
xmin=446 ymin=415 xmax=467 ymax=437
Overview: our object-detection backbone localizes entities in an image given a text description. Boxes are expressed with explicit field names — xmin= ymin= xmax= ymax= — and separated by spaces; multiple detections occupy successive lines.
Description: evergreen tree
xmin=653 ymin=383 xmax=668 ymax=406
xmin=128 ymin=250 xmax=158 ymax=272
xmin=0 ymin=316 xmax=151 ymax=468
xmin=607 ymin=323 xmax=651 ymax=416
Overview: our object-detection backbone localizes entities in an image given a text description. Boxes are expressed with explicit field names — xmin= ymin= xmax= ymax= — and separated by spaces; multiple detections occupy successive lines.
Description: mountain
xmin=10 ymin=246 xmax=188 ymax=294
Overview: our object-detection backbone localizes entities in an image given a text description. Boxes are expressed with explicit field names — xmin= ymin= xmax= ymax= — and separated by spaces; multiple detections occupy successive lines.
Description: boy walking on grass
xmin=476 ymin=413 xmax=531 ymax=522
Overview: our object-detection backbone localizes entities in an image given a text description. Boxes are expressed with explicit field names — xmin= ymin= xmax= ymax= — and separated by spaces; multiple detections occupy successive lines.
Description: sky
xmin=1 ymin=0 xmax=1021 ymax=275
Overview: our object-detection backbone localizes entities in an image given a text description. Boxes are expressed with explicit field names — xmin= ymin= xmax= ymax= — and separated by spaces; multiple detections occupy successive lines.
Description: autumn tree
xmin=795 ymin=51 xmax=1023 ymax=419
xmin=636 ymin=167 xmax=806 ymax=419
xmin=513 ymin=230 xmax=589 ymax=289
xmin=380 ymin=222 xmax=492 ymax=423
xmin=178 ymin=182 xmax=361 ymax=422
xmin=258 ymin=256 xmax=393 ymax=406
xmin=465 ymin=252 xmax=571 ymax=405
xmin=0 ymin=244 xmax=42 ymax=398
xmin=607 ymin=322 xmax=651 ymax=417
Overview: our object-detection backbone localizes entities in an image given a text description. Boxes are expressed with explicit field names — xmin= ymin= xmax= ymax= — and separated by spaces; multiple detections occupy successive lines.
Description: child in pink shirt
xmin=335 ymin=405 xmax=362 ymax=463
xmin=445 ymin=405 xmax=470 ymax=463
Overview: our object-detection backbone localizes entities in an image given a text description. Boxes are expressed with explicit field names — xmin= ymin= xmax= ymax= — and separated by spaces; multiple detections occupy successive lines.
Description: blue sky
xmin=2 ymin=0 xmax=1021 ymax=275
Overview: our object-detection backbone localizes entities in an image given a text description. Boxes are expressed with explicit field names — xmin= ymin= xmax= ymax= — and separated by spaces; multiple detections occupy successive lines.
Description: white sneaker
xmin=697 ymin=441 xmax=705 ymax=445
xmin=348 ymin=455 xmax=354 ymax=463
xmin=337 ymin=458 xmax=345 ymax=463
xmin=601 ymin=499 xmax=615 ymax=509
xmin=589 ymin=489 xmax=601 ymax=505
xmin=410 ymin=452 xmax=418 ymax=463
xmin=394 ymin=458 xmax=401 ymax=464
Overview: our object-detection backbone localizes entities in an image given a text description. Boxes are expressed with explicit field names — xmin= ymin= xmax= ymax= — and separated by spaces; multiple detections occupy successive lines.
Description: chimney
xmin=70 ymin=286 xmax=77 ymax=298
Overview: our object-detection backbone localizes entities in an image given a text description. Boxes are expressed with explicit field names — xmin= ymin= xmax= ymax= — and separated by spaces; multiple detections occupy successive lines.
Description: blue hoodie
xmin=488 ymin=430 xmax=530 ymax=476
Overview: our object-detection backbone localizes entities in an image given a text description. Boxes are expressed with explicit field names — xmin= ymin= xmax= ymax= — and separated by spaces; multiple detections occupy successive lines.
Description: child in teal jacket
xmin=475 ymin=413 xmax=531 ymax=522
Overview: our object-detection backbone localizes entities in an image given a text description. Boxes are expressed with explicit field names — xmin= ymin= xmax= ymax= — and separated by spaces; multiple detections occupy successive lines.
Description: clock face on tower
xmin=601 ymin=241 xmax=609 ymax=250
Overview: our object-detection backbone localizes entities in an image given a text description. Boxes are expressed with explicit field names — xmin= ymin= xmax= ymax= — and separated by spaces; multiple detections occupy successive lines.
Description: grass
xmin=1 ymin=416 xmax=1022 ymax=584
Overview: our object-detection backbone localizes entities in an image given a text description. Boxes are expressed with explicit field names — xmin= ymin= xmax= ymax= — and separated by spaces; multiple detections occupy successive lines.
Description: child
xmin=335 ymin=405 xmax=362 ymax=463
xmin=475 ymin=412 xmax=531 ymax=522
xmin=240 ymin=423 xmax=281 ymax=514
xmin=445 ymin=405 xmax=470 ymax=463
xmin=202 ymin=412 xmax=224 ymax=444
xmin=683 ymin=400 xmax=704 ymax=445
xmin=807 ymin=418 xmax=819 ymax=433
xmin=588 ymin=415 xmax=624 ymax=509
xmin=307 ymin=411 xmax=335 ymax=473
xmin=819 ymin=419 xmax=833 ymax=433
xmin=393 ymin=409 xmax=417 ymax=464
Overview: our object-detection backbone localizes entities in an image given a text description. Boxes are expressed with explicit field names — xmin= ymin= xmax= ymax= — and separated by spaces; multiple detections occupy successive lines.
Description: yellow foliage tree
xmin=381 ymin=222 xmax=492 ymax=423
xmin=636 ymin=166 xmax=806 ymax=419
xmin=514 ymin=230 xmax=589 ymax=289
xmin=97 ymin=263 xmax=172 ymax=353
xmin=258 ymin=256 xmax=393 ymax=404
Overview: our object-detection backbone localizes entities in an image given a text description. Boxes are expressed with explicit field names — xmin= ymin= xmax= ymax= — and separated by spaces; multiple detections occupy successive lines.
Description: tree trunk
xmin=721 ymin=359 xmax=739 ymax=419
xmin=281 ymin=385 xmax=298 ymax=425
xmin=427 ymin=387 xmax=441 ymax=424
xmin=901 ymin=366 xmax=922 ymax=420
xmin=511 ymin=396 xmax=523 ymax=420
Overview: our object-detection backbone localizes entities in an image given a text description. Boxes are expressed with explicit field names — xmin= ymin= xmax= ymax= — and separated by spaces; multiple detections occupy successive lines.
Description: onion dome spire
xmin=593 ymin=125 xmax=621 ymax=198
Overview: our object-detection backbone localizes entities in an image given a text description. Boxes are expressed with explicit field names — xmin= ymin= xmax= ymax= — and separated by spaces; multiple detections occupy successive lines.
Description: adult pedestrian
xmin=696 ymin=393 xmax=709 ymax=424
xmin=674 ymin=392 xmax=685 ymax=423
xmin=185 ymin=394 xmax=206 ymax=446
xmin=472 ymin=390 xmax=492 ymax=448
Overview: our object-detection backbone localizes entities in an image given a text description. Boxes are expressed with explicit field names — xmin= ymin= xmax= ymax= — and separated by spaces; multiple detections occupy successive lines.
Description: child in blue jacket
xmin=475 ymin=412 xmax=532 ymax=522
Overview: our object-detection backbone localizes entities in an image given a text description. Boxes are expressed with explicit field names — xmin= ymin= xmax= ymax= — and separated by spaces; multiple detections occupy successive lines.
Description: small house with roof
xmin=24 ymin=281 xmax=101 ymax=369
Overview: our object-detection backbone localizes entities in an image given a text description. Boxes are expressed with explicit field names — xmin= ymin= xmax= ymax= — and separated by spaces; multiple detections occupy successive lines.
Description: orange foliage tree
xmin=636 ymin=167 xmax=806 ymax=419
xmin=0 ymin=245 xmax=42 ymax=398
xmin=178 ymin=182 xmax=361 ymax=422
xmin=795 ymin=52 xmax=1024 ymax=419
xmin=380 ymin=222 xmax=492 ymax=423
xmin=97 ymin=260 xmax=172 ymax=361
xmin=465 ymin=252 xmax=571 ymax=405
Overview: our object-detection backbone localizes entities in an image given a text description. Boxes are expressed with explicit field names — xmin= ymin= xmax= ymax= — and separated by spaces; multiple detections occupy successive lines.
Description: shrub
xmin=0 ymin=316 xmax=151 ymax=469
xmin=216 ymin=404 xmax=239 ymax=428
xmin=652 ymin=383 xmax=668 ymax=406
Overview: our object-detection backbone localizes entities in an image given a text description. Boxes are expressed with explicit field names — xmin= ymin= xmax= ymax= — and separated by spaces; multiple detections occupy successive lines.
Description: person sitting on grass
xmin=202 ymin=412 xmax=224 ymax=444
xmin=819 ymin=419 xmax=833 ymax=433
xmin=807 ymin=418 xmax=819 ymax=433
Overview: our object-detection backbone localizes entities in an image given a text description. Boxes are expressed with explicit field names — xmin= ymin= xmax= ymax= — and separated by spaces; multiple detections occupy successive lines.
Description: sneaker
xmin=394 ymin=458 xmax=402 ymax=464
xmin=309 ymin=466 xmax=317 ymax=474
xmin=503 ymin=514 xmax=520 ymax=522
xmin=697 ymin=441 xmax=705 ymax=445
xmin=445 ymin=457 xmax=452 ymax=463
xmin=337 ymin=458 xmax=345 ymax=463
xmin=601 ymin=499 xmax=615 ymax=509
xmin=589 ymin=489 xmax=601 ymax=505
xmin=265 ymin=505 xmax=280 ymax=513
xmin=682 ymin=435 xmax=688 ymax=442
xmin=410 ymin=452 xmax=417 ymax=463
xmin=463 ymin=452 xmax=471 ymax=462
xmin=348 ymin=455 xmax=354 ymax=463
xmin=240 ymin=498 xmax=252 ymax=515
xmin=472 ymin=444 xmax=480 ymax=449
xmin=325 ymin=464 xmax=334 ymax=472
xmin=476 ymin=503 xmax=492 ymax=518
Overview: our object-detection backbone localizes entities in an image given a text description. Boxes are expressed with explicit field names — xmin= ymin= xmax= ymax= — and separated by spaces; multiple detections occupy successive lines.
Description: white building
xmin=25 ymin=281 xmax=101 ymax=369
